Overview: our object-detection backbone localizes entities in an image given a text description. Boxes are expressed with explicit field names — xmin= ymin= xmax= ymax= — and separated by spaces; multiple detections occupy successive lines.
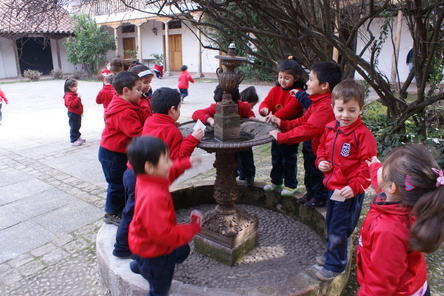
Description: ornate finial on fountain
xmin=227 ymin=43 xmax=236 ymax=56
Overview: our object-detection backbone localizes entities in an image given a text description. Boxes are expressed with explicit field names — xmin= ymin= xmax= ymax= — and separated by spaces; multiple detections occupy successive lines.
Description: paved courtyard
xmin=0 ymin=75 xmax=279 ymax=295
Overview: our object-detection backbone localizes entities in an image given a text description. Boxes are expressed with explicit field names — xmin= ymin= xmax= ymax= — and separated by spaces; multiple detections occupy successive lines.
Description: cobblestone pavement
xmin=0 ymin=76 xmax=281 ymax=296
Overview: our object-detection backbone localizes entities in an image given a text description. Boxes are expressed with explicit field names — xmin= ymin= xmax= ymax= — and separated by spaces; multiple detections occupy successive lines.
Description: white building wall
xmin=50 ymin=37 xmax=80 ymax=74
xmin=355 ymin=17 xmax=413 ymax=82
xmin=0 ymin=37 xmax=18 ymax=78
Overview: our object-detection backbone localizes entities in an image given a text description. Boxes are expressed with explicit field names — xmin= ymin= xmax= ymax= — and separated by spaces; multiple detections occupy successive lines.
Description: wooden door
xmin=165 ymin=35 xmax=182 ymax=71
xmin=123 ymin=37 xmax=136 ymax=59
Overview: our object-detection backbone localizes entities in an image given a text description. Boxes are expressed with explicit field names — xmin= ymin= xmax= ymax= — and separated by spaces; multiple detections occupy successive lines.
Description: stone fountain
xmin=179 ymin=44 xmax=276 ymax=266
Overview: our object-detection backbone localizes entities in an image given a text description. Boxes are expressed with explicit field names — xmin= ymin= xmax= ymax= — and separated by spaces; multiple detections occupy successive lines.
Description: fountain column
xmin=194 ymin=44 xmax=259 ymax=266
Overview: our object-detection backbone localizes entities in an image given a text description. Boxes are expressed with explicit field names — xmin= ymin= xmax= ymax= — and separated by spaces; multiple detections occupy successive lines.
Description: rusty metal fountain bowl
xmin=179 ymin=119 xmax=278 ymax=153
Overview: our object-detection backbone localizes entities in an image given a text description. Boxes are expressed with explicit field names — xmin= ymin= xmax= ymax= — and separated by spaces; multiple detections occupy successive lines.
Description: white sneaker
xmin=71 ymin=140 xmax=83 ymax=146
xmin=78 ymin=137 xmax=86 ymax=143
xmin=281 ymin=187 xmax=297 ymax=197
xmin=263 ymin=183 xmax=284 ymax=192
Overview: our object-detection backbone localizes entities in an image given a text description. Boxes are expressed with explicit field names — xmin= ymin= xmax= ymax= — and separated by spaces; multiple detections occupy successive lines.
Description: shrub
xmin=72 ymin=69 xmax=83 ymax=80
xmin=51 ymin=68 xmax=64 ymax=79
xmin=23 ymin=69 xmax=42 ymax=81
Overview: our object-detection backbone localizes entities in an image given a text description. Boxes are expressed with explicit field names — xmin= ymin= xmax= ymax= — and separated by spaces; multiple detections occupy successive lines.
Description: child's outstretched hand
xmin=190 ymin=210 xmax=203 ymax=227
xmin=365 ymin=156 xmax=380 ymax=166
xmin=290 ymin=89 xmax=299 ymax=97
xmin=340 ymin=186 xmax=355 ymax=199
xmin=190 ymin=156 xmax=202 ymax=168
xmin=318 ymin=161 xmax=333 ymax=172
xmin=192 ymin=128 xmax=204 ymax=140
xmin=207 ymin=117 xmax=215 ymax=127
xmin=259 ymin=107 xmax=269 ymax=117
xmin=269 ymin=130 xmax=279 ymax=140
xmin=265 ymin=114 xmax=281 ymax=127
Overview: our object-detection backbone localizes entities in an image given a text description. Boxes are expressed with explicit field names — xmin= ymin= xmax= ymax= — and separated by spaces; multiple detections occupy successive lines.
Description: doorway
xmin=16 ymin=37 xmax=54 ymax=75
xmin=123 ymin=37 xmax=136 ymax=59
xmin=165 ymin=35 xmax=182 ymax=71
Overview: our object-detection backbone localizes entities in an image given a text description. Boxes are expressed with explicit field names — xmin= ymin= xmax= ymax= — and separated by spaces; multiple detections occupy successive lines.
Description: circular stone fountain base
xmin=96 ymin=181 xmax=353 ymax=296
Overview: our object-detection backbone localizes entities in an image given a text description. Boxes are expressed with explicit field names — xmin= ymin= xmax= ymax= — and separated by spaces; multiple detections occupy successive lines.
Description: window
xmin=162 ymin=20 xmax=182 ymax=30
xmin=122 ymin=25 xmax=135 ymax=33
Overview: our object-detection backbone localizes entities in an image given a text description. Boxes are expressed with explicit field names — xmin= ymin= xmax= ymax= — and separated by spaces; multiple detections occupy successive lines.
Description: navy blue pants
xmin=68 ymin=111 xmax=81 ymax=143
xmin=302 ymin=140 xmax=327 ymax=202
xmin=179 ymin=88 xmax=188 ymax=100
xmin=98 ymin=146 xmax=127 ymax=215
xmin=235 ymin=148 xmax=256 ymax=179
xmin=324 ymin=190 xmax=365 ymax=273
xmin=113 ymin=168 xmax=136 ymax=257
xmin=134 ymin=244 xmax=190 ymax=296
xmin=270 ymin=140 xmax=298 ymax=188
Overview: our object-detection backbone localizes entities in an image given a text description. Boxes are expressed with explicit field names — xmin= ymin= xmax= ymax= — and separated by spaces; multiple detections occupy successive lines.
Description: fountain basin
xmin=96 ymin=181 xmax=353 ymax=296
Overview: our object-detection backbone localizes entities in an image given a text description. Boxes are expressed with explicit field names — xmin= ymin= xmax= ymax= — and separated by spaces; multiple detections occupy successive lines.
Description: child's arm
xmin=274 ymin=98 xmax=304 ymax=120
xmin=188 ymin=73 xmax=195 ymax=84
xmin=366 ymin=157 xmax=382 ymax=192
xmin=258 ymin=86 xmax=278 ymax=117
xmin=118 ymin=109 xmax=144 ymax=138
xmin=65 ymin=93 xmax=82 ymax=110
xmin=96 ymin=90 xmax=105 ymax=104
xmin=168 ymin=129 xmax=202 ymax=160
xmin=316 ymin=131 xmax=333 ymax=173
xmin=191 ymin=104 xmax=216 ymax=126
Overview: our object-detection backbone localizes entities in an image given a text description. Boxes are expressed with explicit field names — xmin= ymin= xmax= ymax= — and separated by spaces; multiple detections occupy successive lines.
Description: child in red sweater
xmin=96 ymin=73 xmax=116 ymax=113
xmin=268 ymin=61 xmax=342 ymax=207
xmin=192 ymin=85 xmax=256 ymax=186
xmin=178 ymin=65 xmax=194 ymax=103
xmin=127 ymin=136 xmax=202 ymax=296
xmin=259 ymin=57 xmax=305 ymax=196
xmin=99 ymin=71 xmax=145 ymax=226
xmin=64 ymin=78 xmax=85 ymax=146
xmin=0 ymin=87 xmax=9 ymax=125
xmin=113 ymin=87 xmax=203 ymax=258
xmin=129 ymin=64 xmax=154 ymax=121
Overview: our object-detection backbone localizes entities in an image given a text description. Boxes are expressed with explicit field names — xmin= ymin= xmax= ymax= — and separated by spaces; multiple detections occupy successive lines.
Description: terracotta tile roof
xmin=0 ymin=0 xmax=74 ymax=35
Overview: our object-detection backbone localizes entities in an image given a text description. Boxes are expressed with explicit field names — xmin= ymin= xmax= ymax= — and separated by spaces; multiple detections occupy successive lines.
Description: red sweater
xmin=316 ymin=118 xmax=377 ymax=195
xmin=192 ymin=101 xmax=255 ymax=123
xmin=278 ymin=92 xmax=334 ymax=154
xmin=178 ymin=71 xmax=194 ymax=89
xmin=258 ymin=85 xmax=303 ymax=120
xmin=96 ymin=84 xmax=116 ymax=110
xmin=139 ymin=96 xmax=152 ymax=121
xmin=356 ymin=163 xmax=427 ymax=296
xmin=100 ymin=95 xmax=145 ymax=153
xmin=64 ymin=92 xmax=83 ymax=115
xmin=0 ymin=88 xmax=8 ymax=103
xmin=129 ymin=158 xmax=201 ymax=258
xmin=143 ymin=113 xmax=199 ymax=160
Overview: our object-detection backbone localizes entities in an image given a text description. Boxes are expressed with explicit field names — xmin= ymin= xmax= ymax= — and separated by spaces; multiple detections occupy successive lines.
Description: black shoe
xmin=129 ymin=260 xmax=141 ymax=274
xmin=297 ymin=194 xmax=310 ymax=205
xmin=243 ymin=177 xmax=254 ymax=187
xmin=304 ymin=198 xmax=326 ymax=208
xmin=103 ymin=213 xmax=121 ymax=226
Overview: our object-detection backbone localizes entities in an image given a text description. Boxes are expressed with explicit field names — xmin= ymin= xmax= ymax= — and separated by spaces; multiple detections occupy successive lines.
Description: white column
xmin=196 ymin=29 xmax=204 ymax=77
xmin=164 ymin=21 xmax=172 ymax=76
xmin=113 ymin=27 xmax=119 ymax=56
xmin=390 ymin=10 xmax=403 ymax=84
xmin=136 ymin=24 xmax=143 ymax=63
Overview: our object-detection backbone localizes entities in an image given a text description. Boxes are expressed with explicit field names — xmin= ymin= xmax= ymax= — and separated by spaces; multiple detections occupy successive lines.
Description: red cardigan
xmin=278 ymin=92 xmax=334 ymax=154
xmin=96 ymin=84 xmax=116 ymax=110
xmin=356 ymin=163 xmax=427 ymax=295
xmin=192 ymin=101 xmax=255 ymax=123
xmin=100 ymin=95 xmax=145 ymax=153
xmin=129 ymin=158 xmax=201 ymax=258
xmin=258 ymin=85 xmax=303 ymax=120
xmin=64 ymin=91 xmax=83 ymax=115
xmin=178 ymin=71 xmax=194 ymax=89
xmin=143 ymin=113 xmax=199 ymax=160
xmin=316 ymin=118 xmax=377 ymax=195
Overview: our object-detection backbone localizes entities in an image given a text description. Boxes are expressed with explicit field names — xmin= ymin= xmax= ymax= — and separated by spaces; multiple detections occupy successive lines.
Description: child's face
xmin=69 ymin=83 xmax=78 ymax=93
xmin=307 ymin=71 xmax=329 ymax=95
xmin=123 ymin=80 xmax=143 ymax=104
xmin=249 ymin=102 xmax=257 ymax=109
xmin=149 ymin=152 xmax=172 ymax=178
xmin=141 ymin=75 xmax=153 ymax=94
xmin=333 ymin=98 xmax=362 ymax=127
xmin=278 ymin=71 xmax=296 ymax=89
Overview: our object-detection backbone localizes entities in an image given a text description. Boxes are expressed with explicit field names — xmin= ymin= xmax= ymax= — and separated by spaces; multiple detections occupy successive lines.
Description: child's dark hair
xmin=213 ymin=84 xmax=240 ymax=103
xmin=381 ymin=144 xmax=444 ymax=253
xmin=64 ymin=78 xmax=77 ymax=94
xmin=112 ymin=71 xmax=141 ymax=95
xmin=127 ymin=136 xmax=169 ymax=175
xmin=129 ymin=65 xmax=153 ymax=77
xmin=109 ymin=57 xmax=123 ymax=74
xmin=151 ymin=87 xmax=181 ymax=114
xmin=240 ymin=86 xmax=259 ymax=104
xmin=311 ymin=61 xmax=342 ymax=91
xmin=277 ymin=56 xmax=307 ymax=90
xmin=180 ymin=65 xmax=188 ymax=71
xmin=104 ymin=73 xmax=115 ymax=85
xmin=331 ymin=79 xmax=365 ymax=108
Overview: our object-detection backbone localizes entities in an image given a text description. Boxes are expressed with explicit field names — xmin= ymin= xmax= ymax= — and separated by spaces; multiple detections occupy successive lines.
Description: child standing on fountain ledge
xmin=314 ymin=80 xmax=377 ymax=281
xmin=127 ymin=136 xmax=203 ymax=296
xmin=259 ymin=56 xmax=306 ymax=197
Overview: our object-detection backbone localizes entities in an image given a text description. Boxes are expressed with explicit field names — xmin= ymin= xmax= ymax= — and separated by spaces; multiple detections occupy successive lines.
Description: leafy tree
xmin=119 ymin=0 xmax=443 ymax=144
xmin=64 ymin=14 xmax=116 ymax=75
